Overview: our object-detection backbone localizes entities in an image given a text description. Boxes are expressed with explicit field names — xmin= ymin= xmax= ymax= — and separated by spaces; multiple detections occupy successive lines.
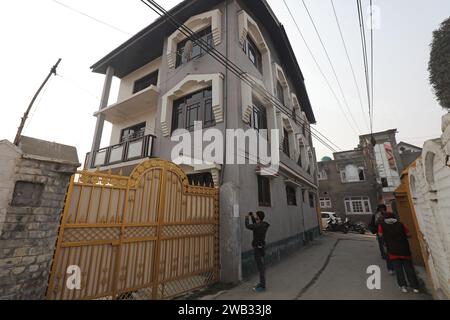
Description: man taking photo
xmin=245 ymin=211 xmax=270 ymax=292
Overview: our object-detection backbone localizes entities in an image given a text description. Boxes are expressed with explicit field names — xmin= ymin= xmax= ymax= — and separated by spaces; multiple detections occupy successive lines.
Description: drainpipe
xmin=88 ymin=66 xmax=114 ymax=168
xmin=220 ymin=0 xmax=229 ymax=185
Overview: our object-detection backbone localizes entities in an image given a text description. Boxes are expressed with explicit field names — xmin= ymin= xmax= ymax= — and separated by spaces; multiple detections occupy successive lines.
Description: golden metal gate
xmin=46 ymin=159 xmax=219 ymax=300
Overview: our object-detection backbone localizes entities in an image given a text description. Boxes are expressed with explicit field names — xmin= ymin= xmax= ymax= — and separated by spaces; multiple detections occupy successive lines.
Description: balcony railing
xmin=86 ymin=134 xmax=156 ymax=169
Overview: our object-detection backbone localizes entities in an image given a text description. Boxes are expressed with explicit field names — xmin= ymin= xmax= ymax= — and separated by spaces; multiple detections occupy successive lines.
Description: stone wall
xmin=0 ymin=138 xmax=78 ymax=300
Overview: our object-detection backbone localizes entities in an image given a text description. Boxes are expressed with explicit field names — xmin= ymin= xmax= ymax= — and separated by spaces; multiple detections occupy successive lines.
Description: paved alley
xmin=201 ymin=233 xmax=432 ymax=300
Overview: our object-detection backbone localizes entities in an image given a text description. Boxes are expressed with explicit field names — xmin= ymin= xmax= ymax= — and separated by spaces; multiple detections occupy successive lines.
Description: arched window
xmin=341 ymin=164 xmax=365 ymax=183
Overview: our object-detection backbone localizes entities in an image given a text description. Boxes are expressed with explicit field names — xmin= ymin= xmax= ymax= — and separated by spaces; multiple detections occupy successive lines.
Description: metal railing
xmin=86 ymin=134 xmax=156 ymax=169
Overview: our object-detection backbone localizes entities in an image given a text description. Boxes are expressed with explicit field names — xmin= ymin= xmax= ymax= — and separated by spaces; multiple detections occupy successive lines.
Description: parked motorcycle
xmin=326 ymin=216 xmax=349 ymax=233
xmin=345 ymin=220 xmax=368 ymax=234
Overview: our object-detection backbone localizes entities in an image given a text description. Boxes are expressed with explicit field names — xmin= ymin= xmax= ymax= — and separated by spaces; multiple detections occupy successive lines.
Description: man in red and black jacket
xmin=378 ymin=211 xmax=420 ymax=293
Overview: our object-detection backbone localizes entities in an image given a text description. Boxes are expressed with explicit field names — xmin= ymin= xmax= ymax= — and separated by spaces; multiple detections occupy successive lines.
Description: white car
xmin=321 ymin=212 xmax=342 ymax=229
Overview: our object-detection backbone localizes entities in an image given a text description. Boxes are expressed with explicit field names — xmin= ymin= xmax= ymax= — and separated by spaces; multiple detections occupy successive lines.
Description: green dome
xmin=321 ymin=156 xmax=332 ymax=162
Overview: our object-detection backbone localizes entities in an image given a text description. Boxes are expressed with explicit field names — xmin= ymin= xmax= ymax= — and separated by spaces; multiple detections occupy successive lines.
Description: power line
xmin=141 ymin=0 xmax=342 ymax=153
xmin=282 ymin=0 xmax=358 ymax=143
xmin=357 ymin=0 xmax=373 ymax=135
xmin=330 ymin=0 xmax=369 ymax=132
xmin=51 ymin=0 xmax=132 ymax=36
xmin=300 ymin=0 xmax=362 ymax=135
xmin=370 ymin=0 xmax=375 ymax=133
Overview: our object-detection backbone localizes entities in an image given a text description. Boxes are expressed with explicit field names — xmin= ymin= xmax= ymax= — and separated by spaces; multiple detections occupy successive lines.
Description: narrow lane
xmin=202 ymin=233 xmax=432 ymax=300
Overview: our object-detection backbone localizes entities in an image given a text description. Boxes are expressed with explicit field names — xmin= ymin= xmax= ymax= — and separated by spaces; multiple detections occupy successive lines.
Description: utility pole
xmin=13 ymin=58 xmax=62 ymax=146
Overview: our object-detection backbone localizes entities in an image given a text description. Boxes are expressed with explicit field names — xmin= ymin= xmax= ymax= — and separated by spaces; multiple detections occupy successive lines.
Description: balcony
xmin=86 ymin=134 xmax=156 ymax=169
xmin=94 ymin=85 xmax=159 ymax=124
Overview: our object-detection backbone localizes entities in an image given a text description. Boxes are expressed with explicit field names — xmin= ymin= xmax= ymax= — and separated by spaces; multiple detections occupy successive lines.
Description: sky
xmin=0 ymin=0 xmax=448 ymax=164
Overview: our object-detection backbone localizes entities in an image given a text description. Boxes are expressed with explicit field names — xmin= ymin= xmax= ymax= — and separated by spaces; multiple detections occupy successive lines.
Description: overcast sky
xmin=0 ymin=0 xmax=448 ymax=163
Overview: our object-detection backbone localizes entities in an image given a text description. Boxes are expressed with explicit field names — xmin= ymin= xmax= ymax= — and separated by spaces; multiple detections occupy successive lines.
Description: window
xmin=309 ymin=192 xmax=315 ymax=208
xmin=319 ymin=197 xmax=332 ymax=208
xmin=188 ymin=172 xmax=214 ymax=187
xmin=298 ymin=145 xmax=304 ymax=168
xmin=292 ymin=108 xmax=297 ymax=122
xmin=381 ymin=177 xmax=389 ymax=188
xmin=318 ymin=170 xmax=327 ymax=180
xmin=344 ymin=197 xmax=372 ymax=214
xmin=340 ymin=165 xmax=366 ymax=183
xmin=172 ymin=87 xmax=214 ymax=132
xmin=120 ymin=122 xmax=146 ymax=143
xmin=133 ymin=71 xmax=158 ymax=94
xmin=301 ymin=189 xmax=306 ymax=203
xmin=276 ymin=81 xmax=285 ymax=105
xmin=257 ymin=175 xmax=271 ymax=207
xmin=243 ymin=35 xmax=262 ymax=73
xmin=283 ymin=129 xmax=290 ymax=157
xmin=359 ymin=168 xmax=365 ymax=181
xmin=286 ymin=185 xmax=297 ymax=206
xmin=176 ymin=27 xmax=214 ymax=68
xmin=251 ymin=104 xmax=268 ymax=132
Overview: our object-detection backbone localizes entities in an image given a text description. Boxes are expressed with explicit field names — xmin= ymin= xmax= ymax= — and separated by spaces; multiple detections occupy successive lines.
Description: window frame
xmin=276 ymin=81 xmax=285 ymax=106
xmin=171 ymin=87 xmax=215 ymax=133
xmin=120 ymin=122 xmax=146 ymax=143
xmin=187 ymin=172 xmax=214 ymax=187
xmin=282 ymin=128 xmax=290 ymax=157
xmin=257 ymin=175 xmax=271 ymax=207
xmin=250 ymin=103 xmax=268 ymax=132
xmin=308 ymin=192 xmax=316 ymax=208
xmin=344 ymin=196 xmax=372 ymax=214
xmin=286 ymin=185 xmax=297 ymax=206
xmin=341 ymin=165 xmax=366 ymax=183
xmin=318 ymin=170 xmax=328 ymax=181
xmin=319 ymin=197 xmax=332 ymax=208
xmin=243 ymin=35 xmax=263 ymax=73
xmin=133 ymin=71 xmax=159 ymax=94
xmin=176 ymin=26 xmax=214 ymax=68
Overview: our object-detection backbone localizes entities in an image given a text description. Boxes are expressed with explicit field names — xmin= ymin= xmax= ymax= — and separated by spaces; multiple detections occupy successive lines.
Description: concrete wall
xmin=94 ymin=0 xmax=319 ymax=283
xmin=117 ymin=58 xmax=162 ymax=103
xmin=408 ymin=113 xmax=450 ymax=300
xmin=0 ymin=138 xmax=79 ymax=300
xmin=109 ymin=109 xmax=157 ymax=146
xmin=318 ymin=150 xmax=379 ymax=224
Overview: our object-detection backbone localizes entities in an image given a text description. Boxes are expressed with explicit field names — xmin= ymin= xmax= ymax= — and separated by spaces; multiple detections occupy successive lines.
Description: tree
xmin=428 ymin=17 xmax=450 ymax=110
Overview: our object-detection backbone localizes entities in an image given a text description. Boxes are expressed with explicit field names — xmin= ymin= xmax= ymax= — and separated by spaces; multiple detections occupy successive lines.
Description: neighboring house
xmin=318 ymin=129 xmax=410 ymax=223
xmin=360 ymin=129 xmax=404 ymax=210
xmin=85 ymin=0 xmax=320 ymax=282
xmin=398 ymin=141 xmax=422 ymax=168
xmin=318 ymin=149 xmax=380 ymax=224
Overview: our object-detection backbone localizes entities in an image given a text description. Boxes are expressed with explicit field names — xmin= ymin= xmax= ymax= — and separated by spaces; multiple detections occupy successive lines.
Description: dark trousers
xmin=392 ymin=259 xmax=419 ymax=289
xmin=376 ymin=234 xmax=387 ymax=259
xmin=377 ymin=235 xmax=394 ymax=271
xmin=254 ymin=247 xmax=266 ymax=288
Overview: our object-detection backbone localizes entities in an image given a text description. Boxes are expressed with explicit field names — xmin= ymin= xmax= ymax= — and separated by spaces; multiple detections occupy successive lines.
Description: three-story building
xmin=86 ymin=0 xmax=320 ymax=282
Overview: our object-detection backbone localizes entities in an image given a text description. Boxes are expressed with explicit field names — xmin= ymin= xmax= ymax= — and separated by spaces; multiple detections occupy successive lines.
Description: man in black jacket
xmin=245 ymin=211 xmax=270 ymax=292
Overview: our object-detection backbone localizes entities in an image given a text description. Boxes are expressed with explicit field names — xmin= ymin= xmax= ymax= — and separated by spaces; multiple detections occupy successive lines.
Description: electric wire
xmin=300 ymin=0 xmax=361 ymax=135
xmin=283 ymin=0 xmax=357 ymax=146
xmin=51 ymin=0 xmax=132 ymax=36
xmin=330 ymin=0 xmax=369 ymax=132
xmin=357 ymin=0 xmax=373 ymax=135
xmin=141 ymin=0 xmax=341 ymax=153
